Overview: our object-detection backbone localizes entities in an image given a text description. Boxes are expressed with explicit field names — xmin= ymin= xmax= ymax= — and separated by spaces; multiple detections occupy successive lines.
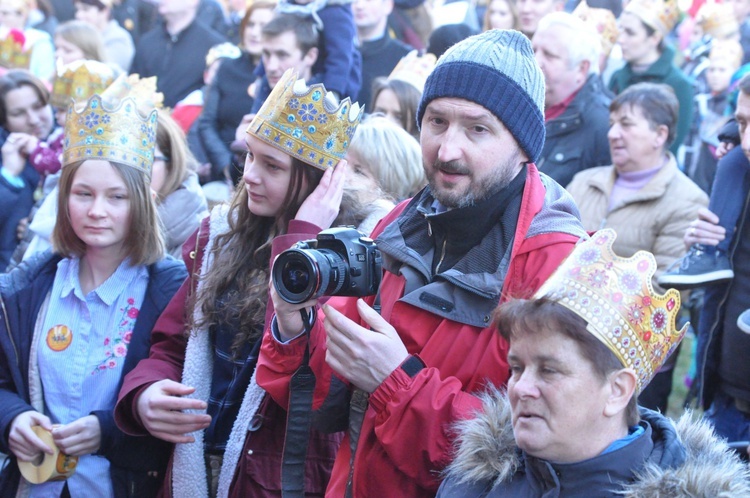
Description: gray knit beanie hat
xmin=416 ymin=29 xmax=546 ymax=163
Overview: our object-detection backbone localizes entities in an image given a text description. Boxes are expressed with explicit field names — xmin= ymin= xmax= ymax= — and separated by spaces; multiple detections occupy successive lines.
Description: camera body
xmin=272 ymin=227 xmax=382 ymax=304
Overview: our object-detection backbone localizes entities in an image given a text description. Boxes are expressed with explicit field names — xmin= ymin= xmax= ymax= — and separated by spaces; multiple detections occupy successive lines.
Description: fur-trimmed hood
xmin=439 ymin=386 xmax=750 ymax=497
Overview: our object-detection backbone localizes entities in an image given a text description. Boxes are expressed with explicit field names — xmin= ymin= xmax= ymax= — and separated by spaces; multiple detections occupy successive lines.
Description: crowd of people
xmin=1 ymin=0 xmax=750 ymax=496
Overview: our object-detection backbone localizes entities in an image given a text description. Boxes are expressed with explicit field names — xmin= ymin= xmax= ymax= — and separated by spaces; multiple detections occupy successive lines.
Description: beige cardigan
xmin=566 ymin=153 xmax=708 ymax=292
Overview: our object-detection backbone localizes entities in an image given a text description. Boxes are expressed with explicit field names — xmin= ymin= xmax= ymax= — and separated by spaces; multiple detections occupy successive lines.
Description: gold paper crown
xmin=98 ymin=73 xmax=163 ymax=113
xmin=624 ymin=0 xmax=680 ymax=36
xmin=62 ymin=75 xmax=160 ymax=176
xmin=697 ymin=2 xmax=739 ymax=40
xmin=247 ymin=69 xmax=364 ymax=170
xmin=573 ymin=2 xmax=618 ymax=57
xmin=0 ymin=31 xmax=30 ymax=70
xmin=388 ymin=50 xmax=437 ymax=93
xmin=535 ymin=229 xmax=688 ymax=392
xmin=51 ymin=60 xmax=117 ymax=109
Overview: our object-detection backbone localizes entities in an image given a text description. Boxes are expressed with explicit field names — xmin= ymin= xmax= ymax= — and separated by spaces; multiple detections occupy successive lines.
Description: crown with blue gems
xmin=247 ymin=68 xmax=364 ymax=170
xmin=62 ymin=74 xmax=162 ymax=176
xmin=51 ymin=60 xmax=117 ymax=109
xmin=534 ymin=229 xmax=688 ymax=392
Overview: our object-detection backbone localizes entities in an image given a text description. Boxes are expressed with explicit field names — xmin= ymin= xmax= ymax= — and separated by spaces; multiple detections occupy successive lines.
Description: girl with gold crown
xmin=114 ymin=68 xmax=363 ymax=497
xmin=0 ymin=76 xmax=187 ymax=497
xmin=4 ymin=61 xmax=117 ymax=269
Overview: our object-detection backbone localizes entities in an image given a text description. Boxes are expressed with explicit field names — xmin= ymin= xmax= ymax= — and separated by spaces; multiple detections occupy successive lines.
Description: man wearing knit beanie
xmin=261 ymin=29 xmax=587 ymax=498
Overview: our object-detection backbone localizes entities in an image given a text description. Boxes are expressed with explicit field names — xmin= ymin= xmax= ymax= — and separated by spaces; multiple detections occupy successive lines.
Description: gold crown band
xmin=0 ymin=32 xmax=30 ymax=70
xmin=247 ymin=69 xmax=363 ymax=170
xmin=535 ymin=229 xmax=688 ymax=392
xmin=51 ymin=60 xmax=116 ymax=109
xmin=63 ymin=94 xmax=157 ymax=176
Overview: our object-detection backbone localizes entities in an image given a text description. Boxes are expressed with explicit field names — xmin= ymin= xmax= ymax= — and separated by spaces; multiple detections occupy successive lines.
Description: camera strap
xmin=281 ymin=308 xmax=317 ymax=498
xmin=344 ymin=388 xmax=369 ymax=498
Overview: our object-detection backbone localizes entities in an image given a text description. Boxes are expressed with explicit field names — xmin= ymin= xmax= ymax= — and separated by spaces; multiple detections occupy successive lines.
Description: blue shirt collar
xmin=58 ymin=257 xmax=143 ymax=305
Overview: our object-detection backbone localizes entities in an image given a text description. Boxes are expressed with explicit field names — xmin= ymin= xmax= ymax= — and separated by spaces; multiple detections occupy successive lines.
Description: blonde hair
xmin=53 ymin=160 xmax=165 ymax=265
xmin=483 ymin=0 xmax=519 ymax=31
xmin=709 ymin=39 xmax=744 ymax=72
xmin=348 ymin=115 xmax=425 ymax=200
xmin=155 ymin=109 xmax=198 ymax=201
xmin=55 ymin=20 xmax=107 ymax=62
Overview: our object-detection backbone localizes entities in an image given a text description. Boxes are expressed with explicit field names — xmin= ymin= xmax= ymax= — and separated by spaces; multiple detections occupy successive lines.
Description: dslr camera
xmin=272 ymin=227 xmax=382 ymax=304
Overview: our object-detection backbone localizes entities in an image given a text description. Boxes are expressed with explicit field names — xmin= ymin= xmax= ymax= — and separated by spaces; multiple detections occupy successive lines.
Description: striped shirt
xmin=31 ymin=257 xmax=148 ymax=498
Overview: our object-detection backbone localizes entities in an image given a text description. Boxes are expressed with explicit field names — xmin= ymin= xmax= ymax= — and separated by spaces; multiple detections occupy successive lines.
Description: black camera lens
xmin=280 ymin=259 xmax=311 ymax=295
xmin=273 ymin=248 xmax=348 ymax=304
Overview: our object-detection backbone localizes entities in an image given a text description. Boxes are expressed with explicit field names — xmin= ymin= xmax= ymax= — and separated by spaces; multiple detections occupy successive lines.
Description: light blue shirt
xmin=30 ymin=257 xmax=148 ymax=498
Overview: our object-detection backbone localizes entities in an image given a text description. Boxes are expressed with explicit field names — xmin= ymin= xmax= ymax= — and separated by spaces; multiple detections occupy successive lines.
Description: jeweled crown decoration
xmin=535 ymin=229 xmax=688 ymax=392
xmin=63 ymin=75 xmax=160 ymax=176
xmin=573 ymin=2 xmax=618 ymax=57
xmin=0 ymin=30 xmax=30 ymax=70
xmin=247 ymin=69 xmax=364 ymax=170
xmin=388 ymin=50 xmax=437 ymax=93
xmin=624 ymin=0 xmax=680 ymax=36
xmin=51 ymin=60 xmax=116 ymax=109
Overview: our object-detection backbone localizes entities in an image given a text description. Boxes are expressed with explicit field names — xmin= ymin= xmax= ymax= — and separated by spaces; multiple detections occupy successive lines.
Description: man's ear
xmin=603 ymin=368 xmax=637 ymax=418
xmin=577 ymin=59 xmax=591 ymax=83
xmin=304 ymin=46 xmax=319 ymax=68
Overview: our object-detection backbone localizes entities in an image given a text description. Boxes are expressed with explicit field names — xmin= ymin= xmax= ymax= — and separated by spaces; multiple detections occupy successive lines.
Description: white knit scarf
xmin=171 ymin=205 xmax=267 ymax=498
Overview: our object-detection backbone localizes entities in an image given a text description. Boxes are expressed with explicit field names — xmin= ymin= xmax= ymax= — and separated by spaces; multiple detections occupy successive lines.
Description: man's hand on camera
xmin=323 ymin=300 xmax=408 ymax=393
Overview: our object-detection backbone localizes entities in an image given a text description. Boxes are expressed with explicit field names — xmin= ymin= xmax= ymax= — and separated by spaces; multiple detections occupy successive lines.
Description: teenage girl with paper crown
xmin=113 ymin=68 xmax=363 ymax=497
xmin=0 ymin=74 xmax=187 ymax=496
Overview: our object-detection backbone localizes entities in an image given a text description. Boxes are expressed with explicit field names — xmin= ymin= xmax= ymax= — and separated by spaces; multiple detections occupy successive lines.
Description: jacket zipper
xmin=698 ymin=184 xmax=750 ymax=407
xmin=434 ymin=238 xmax=447 ymax=275
xmin=0 ymin=294 xmax=19 ymax=369
xmin=425 ymin=216 xmax=449 ymax=274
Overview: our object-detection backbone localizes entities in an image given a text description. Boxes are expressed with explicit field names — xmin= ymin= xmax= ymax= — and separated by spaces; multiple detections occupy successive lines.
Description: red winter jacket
xmin=257 ymin=164 xmax=586 ymax=497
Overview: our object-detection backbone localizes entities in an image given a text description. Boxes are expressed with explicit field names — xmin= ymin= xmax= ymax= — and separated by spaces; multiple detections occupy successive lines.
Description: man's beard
xmin=426 ymin=155 xmax=522 ymax=209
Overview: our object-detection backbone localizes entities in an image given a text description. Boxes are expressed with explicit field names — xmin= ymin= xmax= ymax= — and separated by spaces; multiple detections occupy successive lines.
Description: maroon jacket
xmin=114 ymin=216 xmax=341 ymax=497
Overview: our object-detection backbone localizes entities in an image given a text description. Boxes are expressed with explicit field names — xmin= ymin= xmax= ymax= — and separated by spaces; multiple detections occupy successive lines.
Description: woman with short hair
xmin=438 ymin=230 xmax=750 ymax=497
xmin=610 ymin=0 xmax=694 ymax=155
xmin=566 ymin=82 xmax=708 ymax=413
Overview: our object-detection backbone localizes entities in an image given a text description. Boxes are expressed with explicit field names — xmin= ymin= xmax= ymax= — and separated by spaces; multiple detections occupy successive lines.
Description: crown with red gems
xmin=51 ymin=60 xmax=117 ymax=109
xmin=624 ymin=0 xmax=680 ymax=36
xmin=534 ymin=229 xmax=688 ymax=392
xmin=573 ymin=2 xmax=618 ymax=57
xmin=62 ymin=74 xmax=162 ymax=177
xmin=247 ymin=68 xmax=364 ymax=170
xmin=0 ymin=29 xmax=30 ymax=70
